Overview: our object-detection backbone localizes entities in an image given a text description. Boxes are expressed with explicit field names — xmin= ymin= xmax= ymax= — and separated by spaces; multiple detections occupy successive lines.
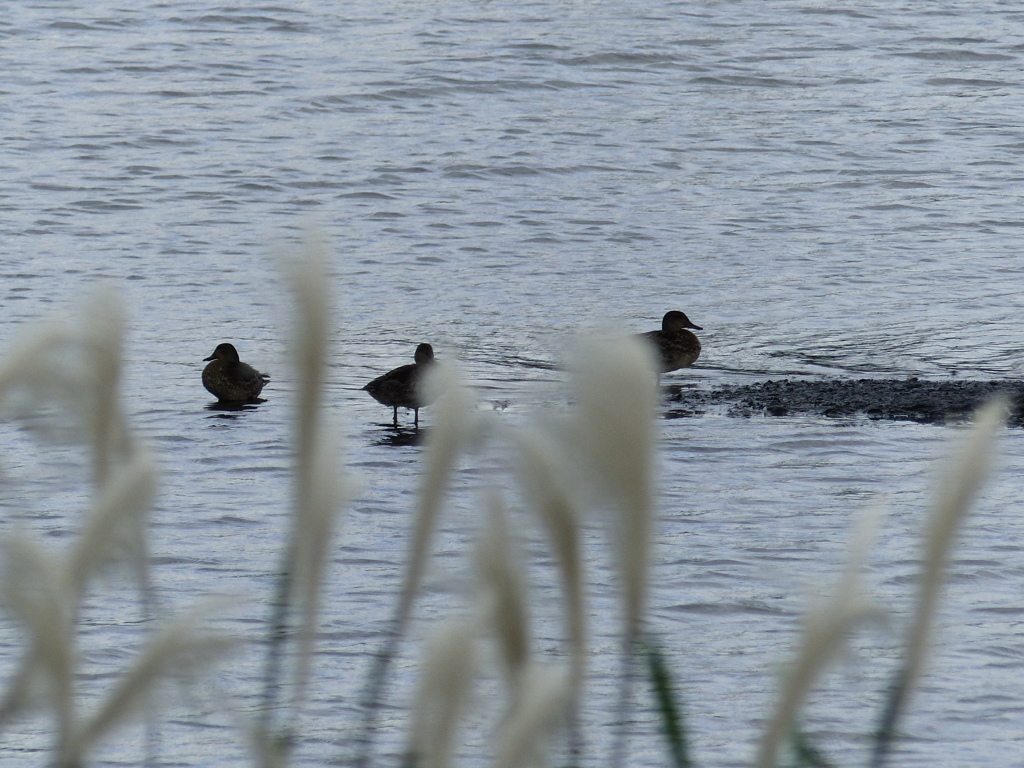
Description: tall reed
xmin=758 ymin=398 xmax=1006 ymax=767
xmin=870 ymin=397 xmax=1006 ymax=767
xmin=568 ymin=336 xmax=657 ymax=768
xmin=353 ymin=359 xmax=478 ymax=768
xmin=0 ymin=289 xmax=231 ymax=767
xmin=257 ymin=239 xmax=348 ymax=766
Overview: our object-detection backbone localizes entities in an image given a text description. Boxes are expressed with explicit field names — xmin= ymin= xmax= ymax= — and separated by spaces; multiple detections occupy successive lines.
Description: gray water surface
xmin=2 ymin=2 xmax=1024 ymax=766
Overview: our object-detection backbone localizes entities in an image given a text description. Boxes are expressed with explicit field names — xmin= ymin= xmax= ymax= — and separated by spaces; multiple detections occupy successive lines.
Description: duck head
xmin=663 ymin=311 xmax=702 ymax=332
xmin=204 ymin=343 xmax=241 ymax=363
xmin=414 ymin=343 xmax=435 ymax=365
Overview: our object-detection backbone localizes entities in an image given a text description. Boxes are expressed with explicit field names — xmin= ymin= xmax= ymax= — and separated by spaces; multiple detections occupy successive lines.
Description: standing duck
xmin=202 ymin=343 xmax=270 ymax=402
xmin=363 ymin=343 xmax=436 ymax=428
xmin=640 ymin=311 xmax=702 ymax=373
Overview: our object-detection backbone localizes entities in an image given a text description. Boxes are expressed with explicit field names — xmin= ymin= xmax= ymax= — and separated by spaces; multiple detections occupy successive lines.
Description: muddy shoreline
xmin=665 ymin=378 xmax=1024 ymax=426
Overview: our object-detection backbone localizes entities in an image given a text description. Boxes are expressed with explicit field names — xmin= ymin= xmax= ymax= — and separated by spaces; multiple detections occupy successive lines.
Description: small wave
xmin=558 ymin=52 xmax=679 ymax=67
xmin=339 ymin=192 xmax=395 ymax=200
xmin=926 ymin=77 xmax=1012 ymax=87
xmin=896 ymin=49 xmax=1015 ymax=62
xmin=70 ymin=199 xmax=144 ymax=212
xmin=689 ymin=74 xmax=805 ymax=88
xmin=49 ymin=21 xmax=94 ymax=30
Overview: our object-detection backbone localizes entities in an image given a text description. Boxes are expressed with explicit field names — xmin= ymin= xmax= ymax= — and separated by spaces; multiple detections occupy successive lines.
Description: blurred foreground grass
xmin=0 ymin=244 xmax=1006 ymax=768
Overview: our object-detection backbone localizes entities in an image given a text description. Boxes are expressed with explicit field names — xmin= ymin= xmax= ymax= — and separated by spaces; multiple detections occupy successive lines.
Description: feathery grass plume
xmin=569 ymin=335 xmax=657 ymax=768
xmin=2 ymin=527 xmax=178 ymax=768
xmin=354 ymin=360 xmax=476 ymax=768
xmin=402 ymin=361 xmax=477 ymax=624
xmin=0 ymin=288 xmax=131 ymax=482
xmin=78 ymin=290 xmax=151 ymax=594
xmin=78 ymin=286 xmax=134 ymax=489
xmin=477 ymin=488 xmax=531 ymax=694
xmin=61 ymin=599 xmax=236 ymax=765
xmin=0 ymin=534 xmax=75 ymax=750
xmin=643 ymin=638 xmax=692 ymax=768
xmin=288 ymin=424 xmax=345 ymax=714
xmin=0 ymin=286 xmax=139 ymax=464
xmin=871 ymin=397 xmax=1006 ymax=768
xmin=757 ymin=505 xmax=886 ymax=768
xmin=0 ymin=308 xmax=102 ymax=444
xmin=515 ymin=428 xmax=586 ymax=692
xmin=406 ymin=618 xmax=478 ymax=768
xmin=0 ymin=290 xmax=141 ymax=524
xmin=0 ymin=321 xmax=76 ymax=416
xmin=283 ymin=240 xmax=346 ymax=712
xmin=0 ymin=290 xmax=234 ymax=766
xmin=72 ymin=289 xmax=155 ymax=758
xmin=64 ymin=450 xmax=156 ymax=601
xmin=0 ymin=293 xmax=155 ymax=758
xmin=515 ymin=426 xmax=587 ymax=766
xmin=283 ymin=236 xmax=331 ymax=469
xmin=476 ymin=492 xmax=570 ymax=768
xmin=0 ymin=486 xmax=54 ymax=728
xmin=259 ymin=239 xmax=347 ymax=761
xmin=493 ymin=662 xmax=572 ymax=768
xmin=569 ymin=334 xmax=656 ymax=645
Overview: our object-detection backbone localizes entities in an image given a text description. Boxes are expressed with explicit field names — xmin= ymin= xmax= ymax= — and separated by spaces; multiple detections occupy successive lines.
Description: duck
xmin=202 ymin=343 xmax=270 ymax=402
xmin=363 ymin=343 xmax=436 ymax=428
xmin=640 ymin=311 xmax=702 ymax=373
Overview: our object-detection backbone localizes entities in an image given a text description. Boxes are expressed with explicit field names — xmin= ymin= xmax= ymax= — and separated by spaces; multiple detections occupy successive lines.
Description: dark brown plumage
xmin=640 ymin=311 xmax=702 ymax=373
xmin=363 ymin=343 xmax=436 ymax=428
xmin=202 ymin=343 xmax=269 ymax=402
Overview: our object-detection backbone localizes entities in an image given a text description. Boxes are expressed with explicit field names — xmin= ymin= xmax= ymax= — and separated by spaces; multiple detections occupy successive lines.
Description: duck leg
xmin=392 ymin=406 xmax=399 ymax=427
xmin=414 ymin=408 xmax=420 ymax=429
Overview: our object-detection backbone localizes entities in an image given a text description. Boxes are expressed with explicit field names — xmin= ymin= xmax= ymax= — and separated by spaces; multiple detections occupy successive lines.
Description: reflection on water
xmin=204 ymin=400 xmax=267 ymax=414
xmin=370 ymin=425 xmax=427 ymax=448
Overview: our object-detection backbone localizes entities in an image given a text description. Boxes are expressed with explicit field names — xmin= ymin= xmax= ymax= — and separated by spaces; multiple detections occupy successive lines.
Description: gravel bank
xmin=666 ymin=378 xmax=1024 ymax=426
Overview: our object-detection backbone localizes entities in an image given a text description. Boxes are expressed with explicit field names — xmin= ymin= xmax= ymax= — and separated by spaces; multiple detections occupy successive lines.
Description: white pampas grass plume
xmin=289 ymin=422 xmax=346 ymax=712
xmin=569 ymin=335 xmax=657 ymax=641
xmin=62 ymin=600 xmax=235 ymax=765
xmin=757 ymin=505 xmax=885 ymax=768
xmin=271 ymin=238 xmax=347 ymax=725
xmin=477 ymin=488 xmax=531 ymax=693
xmin=285 ymin=240 xmax=342 ymax=601
xmin=0 ymin=287 xmax=135 ymax=485
xmin=79 ymin=285 xmax=132 ymax=487
xmin=399 ymin=361 xmax=476 ymax=622
xmin=515 ymin=428 xmax=586 ymax=690
xmin=283 ymin=235 xmax=331 ymax=459
xmin=0 ymin=535 xmax=75 ymax=743
xmin=0 ymin=322 xmax=75 ymax=407
xmin=353 ymin=363 xmax=474 ymax=768
xmin=872 ymin=396 xmax=1006 ymax=767
xmin=570 ymin=335 xmax=657 ymax=768
xmin=66 ymin=449 xmax=156 ymax=597
xmin=407 ymin=618 xmax=478 ymax=768
xmin=906 ymin=396 xmax=1005 ymax=692
xmin=494 ymin=662 xmax=572 ymax=768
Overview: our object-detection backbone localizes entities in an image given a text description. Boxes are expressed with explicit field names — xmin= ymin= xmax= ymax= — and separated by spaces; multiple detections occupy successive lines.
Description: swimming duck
xmin=202 ymin=343 xmax=270 ymax=402
xmin=363 ymin=343 xmax=436 ymax=428
xmin=640 ymin=311 xmax=702 ymax=373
